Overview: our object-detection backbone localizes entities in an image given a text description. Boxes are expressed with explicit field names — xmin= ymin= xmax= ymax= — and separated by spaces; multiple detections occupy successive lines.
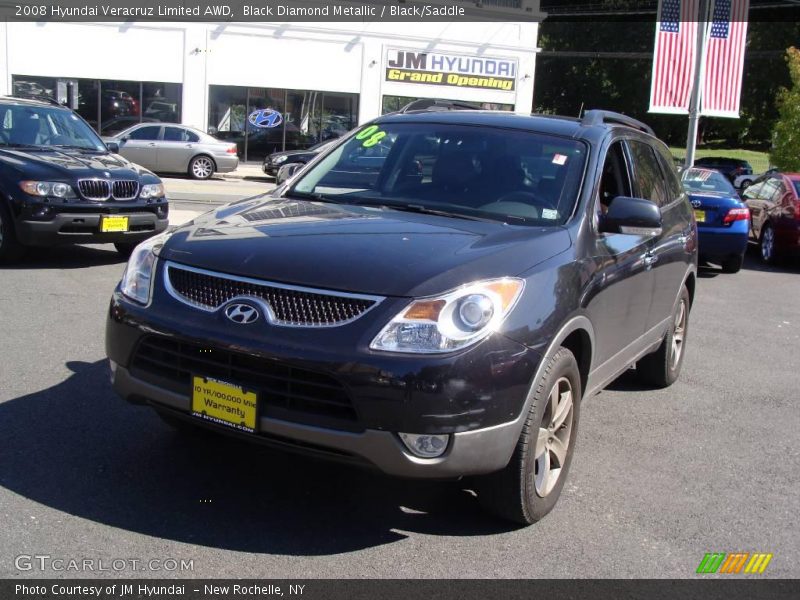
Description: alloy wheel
xmin=761 ymin=227 xmax=774 ymax=262
xmin=192 ymin=157 xmax=213 ymax=179
xmin=534 ymin=376 xmax=574 ymax=498
xmin=670 ymin=298 xmax=687 ymax=369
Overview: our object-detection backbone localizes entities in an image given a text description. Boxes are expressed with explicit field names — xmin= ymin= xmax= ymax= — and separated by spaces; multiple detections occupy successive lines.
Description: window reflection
xmin=10 ymin=74 xmax=182 ymax=137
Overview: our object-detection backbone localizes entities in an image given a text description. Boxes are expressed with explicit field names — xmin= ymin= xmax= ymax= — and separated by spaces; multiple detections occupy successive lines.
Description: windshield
xmin=682 ymin=168 xmax=736 ymax=195
xmin=290 ymin=122 xmax=587 ymax=225
xmin=0 ymin=104 xmax=105 ymax=151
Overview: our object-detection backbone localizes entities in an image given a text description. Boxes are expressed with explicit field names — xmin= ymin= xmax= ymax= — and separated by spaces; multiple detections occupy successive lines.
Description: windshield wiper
xmin=283 ymin=190 xmax=343 ymax=204
xmin=52 ymin=144 xmax=102 ymax=152
xmin=0 ymin=142 xmax=44 ymax=149
xmin=351 ymin=199 xmax=502 ymax=223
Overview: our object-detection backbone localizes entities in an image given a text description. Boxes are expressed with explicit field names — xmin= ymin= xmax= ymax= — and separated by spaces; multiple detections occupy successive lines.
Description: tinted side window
xmin=628 ymin=140 xmax=668 ymax=206
xmin=652 ymin=143 xmax=684 ymax=200
xmin=128 ymin=126 xmax=160 ymax=141
xmin=164 ymin=126 xmax=199 ymax=142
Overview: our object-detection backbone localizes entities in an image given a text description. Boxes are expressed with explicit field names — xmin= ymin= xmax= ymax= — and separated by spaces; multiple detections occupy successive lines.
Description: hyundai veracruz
xmin=0 ymin=96 xmax=168 ymax=263
xmin=106 ymin=109 xmax=697 ymax=524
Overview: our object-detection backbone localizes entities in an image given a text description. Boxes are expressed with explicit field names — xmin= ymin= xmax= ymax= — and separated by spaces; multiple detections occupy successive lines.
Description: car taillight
xmin=227 ymin=145 xmax=237 ymax=154
xmin=723 ymin=207 xmax=749 ymax=224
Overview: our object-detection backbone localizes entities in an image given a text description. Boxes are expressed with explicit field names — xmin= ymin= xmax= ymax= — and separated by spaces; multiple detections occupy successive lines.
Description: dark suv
xmin=693 ymin=156 xmax=753 ymax=183
xmin=0 ymin=96 xmax=169 ymax=263
xmin=106 ymin=109 xmax=697 ymax=524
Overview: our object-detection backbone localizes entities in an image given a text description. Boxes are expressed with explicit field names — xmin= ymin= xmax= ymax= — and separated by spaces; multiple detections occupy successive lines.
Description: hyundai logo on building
xmin=224 ymin=302 xmax=260 ymax=324
xmin=248 ymin=108 xmax=283 ymax=129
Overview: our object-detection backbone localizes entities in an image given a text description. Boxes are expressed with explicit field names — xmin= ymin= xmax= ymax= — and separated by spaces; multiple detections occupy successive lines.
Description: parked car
xmin=0 ymin=95 xmax=168 ymax=263
xmin=741 ymin=172 xmax=800 ymax=264
xmin=106 ymin=108 xmax=697 ymax=525
xmin=693 ymin=156 xmax=753 ymax=183
xmin=734 ymin=167 xmax=778 ymax=191
xmin=681 ymin=168 xmax=749 ymax=273
xmin=105 ymin=124 xmax=239 ymax=180
xmin=100 ymin=116 xmax=160 ymax=138
xmin=275 ymin=162 xmax=304 ymax=185
xmin=263 ymin=139 xmax=337 ymax=177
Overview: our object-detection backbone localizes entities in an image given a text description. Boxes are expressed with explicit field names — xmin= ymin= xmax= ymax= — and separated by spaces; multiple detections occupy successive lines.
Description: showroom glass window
xmin=10 ymin=75 xmax=181 ymax=137
xmin=208 ymin=84 xmax=358 ymax=161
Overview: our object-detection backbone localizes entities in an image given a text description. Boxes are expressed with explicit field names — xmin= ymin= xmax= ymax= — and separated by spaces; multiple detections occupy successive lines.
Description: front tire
xmin=759 ymin=224 xmax=780 ymax=265
xmin=476 ymin=347 xmax=581 ymax=525
xmin=637 ymin=286 xmax=690 ymax=388
xmin=0 ymin=202 xmax=26 ymax=264
xmin=189 ymin=155 xmax=215 ymax=180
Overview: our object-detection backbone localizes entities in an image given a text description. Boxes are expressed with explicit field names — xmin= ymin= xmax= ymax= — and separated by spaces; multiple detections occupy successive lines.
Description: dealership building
xmin=0 ymin=12 xmax=541 ymax=161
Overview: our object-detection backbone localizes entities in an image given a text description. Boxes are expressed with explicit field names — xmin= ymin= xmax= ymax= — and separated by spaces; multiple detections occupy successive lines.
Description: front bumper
xmin=106 ymin=285 xmax=542 ymax=478
xmin=15 ymin=206 xmax=169 ymax=247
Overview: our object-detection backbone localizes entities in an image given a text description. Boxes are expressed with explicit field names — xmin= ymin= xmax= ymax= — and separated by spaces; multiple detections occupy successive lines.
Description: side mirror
xmin=600 ymin=196 xmax=662 ymax=236
xmin=276 ymin=163 xmax=303 ymax=184
xmin=105 ymin=141 xmax=120 ymax=154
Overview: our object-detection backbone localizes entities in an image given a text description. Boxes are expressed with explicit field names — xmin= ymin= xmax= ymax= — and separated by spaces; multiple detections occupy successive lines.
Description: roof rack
xmin=10 ymin=93 xmax=64 ymax=107
xmin=581 ymin=109 xmax=655 ymax=137
xmin=397 ymin=99 xmax=482 ymax=113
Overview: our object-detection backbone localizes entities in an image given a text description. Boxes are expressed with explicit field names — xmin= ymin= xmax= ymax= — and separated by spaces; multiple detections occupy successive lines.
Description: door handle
xmin=643 ymin=251 xmax=659 ymax=267
xmin=147 ymin=142 xmax=156 ymax=146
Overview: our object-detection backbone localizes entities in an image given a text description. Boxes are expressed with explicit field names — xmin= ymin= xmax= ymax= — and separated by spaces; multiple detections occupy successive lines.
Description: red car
xmin=742 ymin=172 xmax=800 ymax=264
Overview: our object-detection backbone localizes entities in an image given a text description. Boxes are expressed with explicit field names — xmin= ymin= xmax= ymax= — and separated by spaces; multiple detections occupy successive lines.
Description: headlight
xmin=19 ymin=181 xmax=77 ymax=198
xmin=274 ymin=155 xmax=288 ymax=164
xmin=140 ymin=183 xmax=165 ymax=199
xmin=370 ymin=278 xmax=524 ymax=354
xmin=120 ymin=233 xmax=168 ymax=305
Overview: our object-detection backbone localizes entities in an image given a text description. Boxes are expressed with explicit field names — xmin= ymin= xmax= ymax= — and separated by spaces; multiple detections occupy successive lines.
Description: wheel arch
xmin=190 ymin=153 xmax=217 ymax=171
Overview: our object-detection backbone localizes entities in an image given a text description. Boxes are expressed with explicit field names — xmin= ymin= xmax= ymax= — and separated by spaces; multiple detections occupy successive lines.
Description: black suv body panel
xmin=105 ymin=109 xmax=697 ymax=478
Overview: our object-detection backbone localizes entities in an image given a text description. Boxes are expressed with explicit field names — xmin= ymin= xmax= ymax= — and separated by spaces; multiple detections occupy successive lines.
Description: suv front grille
xmin=78 ymin=179 xmax=139 ymax=201
xmin=78 ymin=179 xmax=111 ymax=200
xmin=165 ymin=263 xmax=381 ymax=327
xmin=131 ymin=336 xmax=360 ymax=430
xmin=112 ymin=180 xmax=139 ymax=200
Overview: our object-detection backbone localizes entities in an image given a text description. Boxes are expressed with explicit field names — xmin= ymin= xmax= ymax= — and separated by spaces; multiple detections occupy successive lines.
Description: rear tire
xmin=114 ymin=242 xmax=137 ymax=258
xmin=0 ymin=202 xmax=26 ymax=264
xmin=476 ymin=347 xmax=581 ymax=525
xmin=721 ymin=254 xmax=743 ymax=274
xmin=189 ymin=155 xmax=215 ymax=180
xmin=637 ymin=286 xmax=690 ymax=388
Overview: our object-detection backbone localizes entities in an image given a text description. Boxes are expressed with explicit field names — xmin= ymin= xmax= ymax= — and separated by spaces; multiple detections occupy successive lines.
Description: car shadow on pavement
xmin=1 ymin=245 xmax=127 ymax=270
xmin=0 ymin=360 xmax=518 ymax=555
xmin=740 ymin=245 xmax=800 ymax=274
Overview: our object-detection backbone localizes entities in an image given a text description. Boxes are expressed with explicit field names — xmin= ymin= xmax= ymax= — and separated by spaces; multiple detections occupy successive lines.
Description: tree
xmin=770 ymin=47 xmax=800 ymax=171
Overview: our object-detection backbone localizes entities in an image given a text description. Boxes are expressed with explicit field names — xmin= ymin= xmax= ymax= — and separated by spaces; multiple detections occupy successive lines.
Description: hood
xmin=0 ymin=147 xmax=148 ymax=180
xmin=159 ymin=197 xmax=572 ymax=298
xmin=267 ymin=149 xmax=315 ymax=162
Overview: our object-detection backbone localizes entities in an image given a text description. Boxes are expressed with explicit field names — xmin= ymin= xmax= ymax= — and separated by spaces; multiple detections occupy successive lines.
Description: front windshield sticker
xmin=542 ymin=209 xmax=559 ymax=220
xmin=355 ymin=125 xmax=387 ymax=148
xmin=552 ymin=154 xmax=567 ymax=165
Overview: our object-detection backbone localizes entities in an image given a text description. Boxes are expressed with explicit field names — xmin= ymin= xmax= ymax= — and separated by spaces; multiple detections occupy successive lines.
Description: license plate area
xmin=191 ymin=376 xmax=257 ymax=433
xmin=693 ymin=209 xmax=705 ymax=223
xmin=100 ymin=215 xmax=129 ymax=232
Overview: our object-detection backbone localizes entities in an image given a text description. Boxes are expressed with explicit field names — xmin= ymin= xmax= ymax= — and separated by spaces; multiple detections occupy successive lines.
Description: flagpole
xmin=685 ymin=0 xmax=711 ymax=168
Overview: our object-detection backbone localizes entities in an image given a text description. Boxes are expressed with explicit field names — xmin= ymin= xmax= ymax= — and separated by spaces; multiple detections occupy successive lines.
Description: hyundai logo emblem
xmin=224 ymin=303 xmax=259 ymax=324
xmin=248 ymin=108 xmax=283 ymax=129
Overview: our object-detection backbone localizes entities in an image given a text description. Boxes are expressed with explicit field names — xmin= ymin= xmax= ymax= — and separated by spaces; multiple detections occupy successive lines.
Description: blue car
xmin=681 ymin=167 xmax=750 ymax=273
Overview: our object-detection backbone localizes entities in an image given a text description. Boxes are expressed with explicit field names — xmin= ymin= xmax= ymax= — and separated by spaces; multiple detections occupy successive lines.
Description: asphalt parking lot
xmin=0 ymin=187 xmax=799 ymax=579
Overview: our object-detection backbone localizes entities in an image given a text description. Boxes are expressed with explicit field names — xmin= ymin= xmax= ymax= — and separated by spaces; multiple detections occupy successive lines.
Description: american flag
xmin=701 ymin=0 xmax=749 ymax=118
xmin=649 ymin=0 xmax=700 ymax=114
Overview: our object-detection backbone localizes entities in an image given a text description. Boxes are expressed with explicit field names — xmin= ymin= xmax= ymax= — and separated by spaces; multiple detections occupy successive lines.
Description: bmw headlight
xmin=274 ymin=155 xmax=288 ymax=165
xmin=120 ymin=233 xmax=169 ymax=305
xmin=139 ymin=183 xmax=165 ymax=199
xmin=19 ymin=181 xmax=77 ymax=198
xmin=370 ymin=278 xmax=524 ymax=354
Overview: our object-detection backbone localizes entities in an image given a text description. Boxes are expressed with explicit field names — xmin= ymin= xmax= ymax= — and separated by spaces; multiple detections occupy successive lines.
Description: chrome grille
xmin=112 ymin=180 xmax=139 ymax=200
xmin=78 ymin=179 xmax=111 ymax=200
xmin=165 ymin=263 xmax=381 ymax=327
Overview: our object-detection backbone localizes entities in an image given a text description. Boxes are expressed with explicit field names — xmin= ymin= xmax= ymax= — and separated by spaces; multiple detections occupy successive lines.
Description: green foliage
xmin=770 ymin=47 xmax=800 ymax=171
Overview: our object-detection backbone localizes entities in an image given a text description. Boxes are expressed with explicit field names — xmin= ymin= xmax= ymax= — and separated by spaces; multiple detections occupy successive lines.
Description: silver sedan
xmin=105 ymin=124 xmax=239 ymax=180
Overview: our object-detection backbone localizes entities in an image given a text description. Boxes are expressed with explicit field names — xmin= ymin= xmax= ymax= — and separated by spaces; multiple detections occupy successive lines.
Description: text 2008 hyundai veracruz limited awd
xmin=106 ymin=109 xmax=697 ymax=524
